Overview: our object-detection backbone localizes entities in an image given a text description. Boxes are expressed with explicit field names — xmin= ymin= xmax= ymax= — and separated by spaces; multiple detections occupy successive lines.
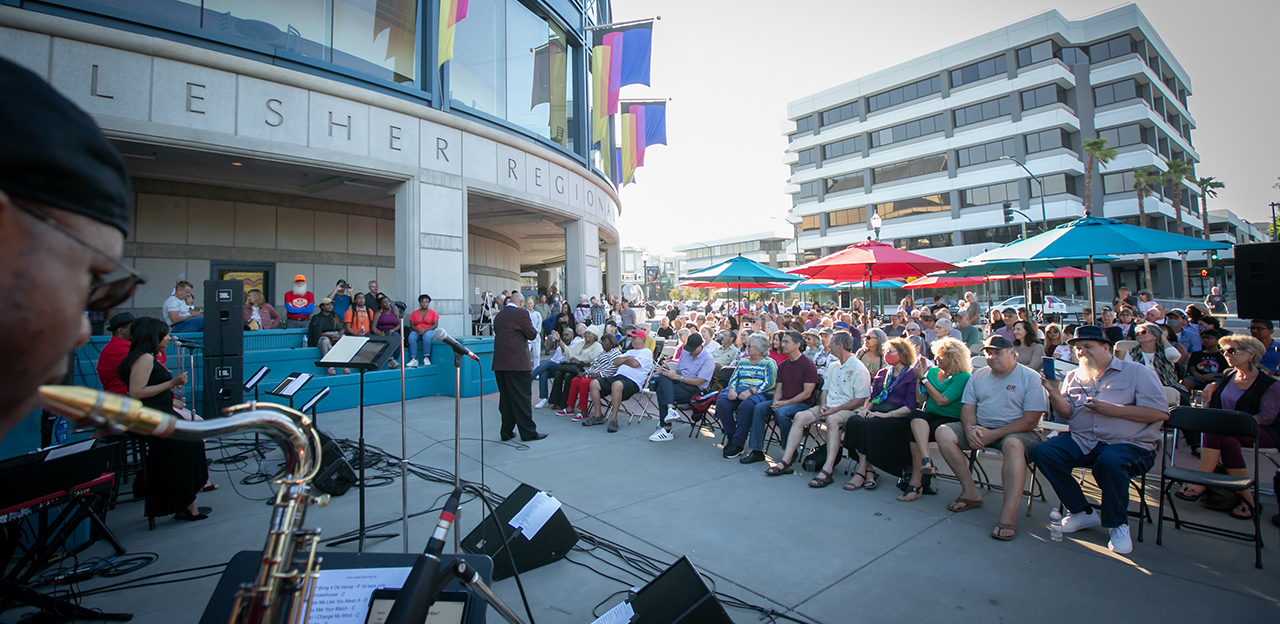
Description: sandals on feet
xmin=990 ymin=523 xmax=1017 ymax=541
xmin=863 ymin=469 xmax=880 ymax=490
xmin=1175 ymin=486 xmax=1204 ymax=502
xmin=809 ymin=469 xmax=834 ymax=488
xmin=897 ymin=485 xmax=922 ymax=502
xmin=947 ymin=497 xmax=984 ymax=513
xmin=765 ymin=460 xmax=794 ymax=476
xmin=843 ymin=469 xmax=869 ymax=491
xmin=1229 ymin=502 xmax=1257 ymax=520
xmin=920 ymin=457 xmax=936 ymax=476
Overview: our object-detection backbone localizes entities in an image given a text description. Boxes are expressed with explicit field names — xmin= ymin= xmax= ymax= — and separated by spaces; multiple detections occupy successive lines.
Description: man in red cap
xmin=283 ymin=274 xmax=315 ymax=329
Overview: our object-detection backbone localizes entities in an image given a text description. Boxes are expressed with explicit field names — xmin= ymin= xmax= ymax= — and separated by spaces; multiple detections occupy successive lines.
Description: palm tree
xmin=1194 ymin=176 xmax=1225 ymax=240
xmin=1162 ymin=160 xmax=1194 ymax=236
xmin=1082 ymin=138 xmax=1118 ymax=214
xmin=1132 ymin=167 xmax=1159 ymax=291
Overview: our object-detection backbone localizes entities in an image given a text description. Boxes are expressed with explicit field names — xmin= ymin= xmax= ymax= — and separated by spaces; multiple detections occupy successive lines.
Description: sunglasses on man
xmin=11 ymin=197 xmax=144 ymax=312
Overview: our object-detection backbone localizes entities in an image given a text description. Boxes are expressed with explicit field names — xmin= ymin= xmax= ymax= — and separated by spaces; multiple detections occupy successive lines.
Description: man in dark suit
xmin=492 ymin=291 xmax=546 ymax=441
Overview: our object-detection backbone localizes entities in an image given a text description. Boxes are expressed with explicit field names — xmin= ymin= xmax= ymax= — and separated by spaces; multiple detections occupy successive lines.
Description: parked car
xmin=987 ymin=295 xmax=1082 ymax=315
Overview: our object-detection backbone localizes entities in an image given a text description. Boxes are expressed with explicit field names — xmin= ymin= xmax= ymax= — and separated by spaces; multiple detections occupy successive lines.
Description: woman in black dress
xmin=118 ymin=317 xmax=210 ymax=521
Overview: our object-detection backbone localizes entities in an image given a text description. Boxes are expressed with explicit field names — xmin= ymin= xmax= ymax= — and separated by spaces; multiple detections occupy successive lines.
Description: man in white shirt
xmin=163 ymin=280 xmax=204 ymax=332
xmin=525 ymin=295 xmax=543 ymax=368
xmin=762 ymin=331 xmax=871 ymax=477
xmin=585 ymin=329 xmax=653 ymax=433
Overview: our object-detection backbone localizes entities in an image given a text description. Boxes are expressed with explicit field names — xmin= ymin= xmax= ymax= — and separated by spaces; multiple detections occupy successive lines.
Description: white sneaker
xmin=1108 ymin=524 xmax=1133 ymax=554
xmin=1060 ymin=510 xmax=1101 ymax=534
xmin=534 ymin=399 xmax=549 ymax=409
xmin=649 ymin=429 xmax=674 ymax=442
xmin=405 ymin=359 xmax=419 ymax=368
xmin=422 ymin=356 xmax=431 ymax=366
xmin=664 ymin=407 xmax=681 ymax=423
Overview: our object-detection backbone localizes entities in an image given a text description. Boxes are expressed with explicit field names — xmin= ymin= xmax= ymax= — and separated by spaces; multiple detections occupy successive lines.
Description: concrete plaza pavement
xmin=35 ymin=390 xmax=1280 ymax=623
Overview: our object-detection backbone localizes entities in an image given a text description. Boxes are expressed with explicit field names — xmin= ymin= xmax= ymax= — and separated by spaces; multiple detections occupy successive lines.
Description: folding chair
xmin=668 ymin=390 xmax=721 ymax=438
xmin=1158 ymin=407 xmax=1264 ymax=568
xmin=619 ymin=365 xmax=661 ymax=425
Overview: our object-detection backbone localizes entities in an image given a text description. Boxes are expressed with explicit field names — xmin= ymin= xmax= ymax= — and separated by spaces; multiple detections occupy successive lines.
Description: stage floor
xmin=21 ymin=391 xmax=1280 ymax=623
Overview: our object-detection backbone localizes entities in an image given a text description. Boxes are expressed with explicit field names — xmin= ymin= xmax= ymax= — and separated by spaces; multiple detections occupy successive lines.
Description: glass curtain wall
xmin=450 ymin=0 xmax=577 ymax=149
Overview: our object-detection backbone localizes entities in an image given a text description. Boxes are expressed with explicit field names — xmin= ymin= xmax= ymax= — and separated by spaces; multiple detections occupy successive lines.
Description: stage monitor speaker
xmin=204 ymin=280 xmax=244 ymax=357
xmin=838 ymin=290 xmax=850 ymax=309
xmin=627 ymin=556 xmax=734 ymax=624
xmin=1030 ymin=281 xmax=1045 ymax=305
xmin=313 ymin=430 xmax=356 ymax=496
xmin=461 ymin=483 xmax=578 ymax=581
xmin=202 ymin=355 xmax=243 ymax=418
xmin=1233 ymin=242 xmax=1280 ymax=319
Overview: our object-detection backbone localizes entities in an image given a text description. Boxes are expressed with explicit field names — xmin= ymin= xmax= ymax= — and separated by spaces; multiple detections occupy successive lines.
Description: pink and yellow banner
xmin=438 ymin=0 xmax=470 ymax=67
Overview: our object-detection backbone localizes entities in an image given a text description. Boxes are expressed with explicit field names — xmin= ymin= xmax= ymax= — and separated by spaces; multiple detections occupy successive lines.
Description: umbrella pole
xmin=1022 ymin=262 xmax=1031 ymax=323
xmin=1086 ymin=255 xmax=1096 ymax=321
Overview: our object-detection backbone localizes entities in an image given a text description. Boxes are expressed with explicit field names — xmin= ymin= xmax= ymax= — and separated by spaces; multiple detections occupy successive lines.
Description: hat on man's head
xmin=981 ymin=335 xmax=1014 ymax=351
xmin=627 ymin=329 xmax=647 ymax=338
xmin=1068 ymin=325 xmax=1113 ymax=345
xmin=683 ymin=333 xmax=704 ymax=352
xmin=294 ymin=274 xmax=307 ymax=282
xmin=106 ymin=312 xmax=135 ymax=332
xmin=319 ymin=297 xmax=334 ymax=305
xmin=1165 ymin=308 xmax=1186 ymax=319
xmin=0 ymin=58 xmax=131 ymax=235
xmin=804 ymin=328 xmax=821 ymax=337
xmin=834 ymin=321 xmax=851 ymax=329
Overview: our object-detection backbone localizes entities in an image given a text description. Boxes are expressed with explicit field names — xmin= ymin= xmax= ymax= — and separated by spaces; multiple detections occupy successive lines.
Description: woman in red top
xmin=241 ymin=289 xmax=282 ymax=330
xmin=406 ymin=294 xmax=440 ymax=368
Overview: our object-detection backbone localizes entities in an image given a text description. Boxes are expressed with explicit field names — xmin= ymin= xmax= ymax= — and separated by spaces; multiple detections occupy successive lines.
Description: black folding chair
xmin=1158 ymin=407 xmax=1264 ymax=568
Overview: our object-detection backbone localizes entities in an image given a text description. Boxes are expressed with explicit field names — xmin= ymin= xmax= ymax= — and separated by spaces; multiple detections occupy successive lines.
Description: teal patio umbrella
xmin=679 ymin=254 xmax=802 ymax=304
xmin=964 ymin=214 xmax=1230 ymax=314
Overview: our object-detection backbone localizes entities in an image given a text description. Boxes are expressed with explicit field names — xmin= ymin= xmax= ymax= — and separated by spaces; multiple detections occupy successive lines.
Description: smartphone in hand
xmin=1042 ymin=356 xmax=1056 ymax=381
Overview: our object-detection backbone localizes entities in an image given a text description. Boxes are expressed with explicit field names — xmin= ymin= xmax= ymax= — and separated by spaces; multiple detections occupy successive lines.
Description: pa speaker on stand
xmin=1231 ymin=242 xmax=1280 ymax=319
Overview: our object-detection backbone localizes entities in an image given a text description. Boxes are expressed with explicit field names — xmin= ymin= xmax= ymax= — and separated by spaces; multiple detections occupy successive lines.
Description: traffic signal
xmin=1002 ymin=202 xmax=1013 ymax=224
xmin=1210 ymin=251 xmax=1219 ymax=262
xmin=1200 ymin=269 xmax=1209 ymax=277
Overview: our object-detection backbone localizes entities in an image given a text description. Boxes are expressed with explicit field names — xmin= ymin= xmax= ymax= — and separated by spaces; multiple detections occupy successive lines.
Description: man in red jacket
xmin=283 ymin=274 xmax=315 ymax=329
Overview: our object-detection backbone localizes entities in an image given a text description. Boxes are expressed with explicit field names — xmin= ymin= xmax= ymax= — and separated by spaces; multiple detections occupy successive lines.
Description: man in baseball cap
xmin=0 ymin=58 xmax=137 ymax=438
xmin=648 ymin=332 xmax=715 ymax=442
xmin=283 ymin=275 xmax=315 ymax=329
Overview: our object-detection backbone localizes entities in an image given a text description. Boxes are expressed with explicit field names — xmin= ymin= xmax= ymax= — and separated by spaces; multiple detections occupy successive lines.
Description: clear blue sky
xmin=610 ymin=0 xmax=1280 ymax=253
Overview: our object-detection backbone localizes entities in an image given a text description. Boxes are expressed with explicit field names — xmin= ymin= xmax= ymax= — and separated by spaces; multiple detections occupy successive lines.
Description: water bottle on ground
xmin=1049 ymin=508 xmax=1063 ymax=542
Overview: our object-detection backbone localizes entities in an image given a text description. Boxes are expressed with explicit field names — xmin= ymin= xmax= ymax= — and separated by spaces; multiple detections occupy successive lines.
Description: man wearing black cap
xmin=96 ymin=314 xmax=140 ymax=396
xmin=648 ymin=333 xmax=715 ymax=442
xmin=0 ymin=58 xmax=139 ymax=439
xmin=1032 ymin=325 xmax=1167 ymax=555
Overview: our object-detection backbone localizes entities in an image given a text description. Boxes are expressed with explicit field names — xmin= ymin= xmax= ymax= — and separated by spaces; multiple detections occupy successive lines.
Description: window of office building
xmin=802 ymin=248 xmax=822 ymax=263
xmin=1025 ymin=128 xmax=1069 ymax=154
xmin=870 ymin=114 xmax=945 ymax=148
xmin=1021 ymin=84 xmax=1066 ymax=111
xmin=954 ymin=96 xmax=1012 ymax=127
xmin=828 ymin=206 xmax=866 ymax=228
xmin=825 ymin=171 xmax=865 ymax=195
xmin=453 ymin=0 xmax=576 ymax=147
xmin=821 ymin=102 xmax=861 ymax=126
xmin=1017 ymin=41 xmax=1055 ymax=67
xmin=894 ymin=232 xmax=953 ymax=251
xmin=792 ymin=148 xmax=817 ymax=172
xmin=794 ymin=115 xmax=815 ymax=134
xmin=965 ymin=224 xmax=1024 ymax=246
xmin=794 ymin=181 xmax=821 ymax=205
xmin=1094 ymin=79 xmax=1141 ymax=107
xmin=962 ymin=181 xmax=1019 ymax=207
xmin=1060 ymin=47 xmax=1090 ymax=65
xmin=1089 ymin=35 xmax=1134 ymax=64
xmin=957 ymin=137 xmax=1016 ymax=167
xmin=875 ymin=194 xmax=949 ymax=220
xmin=1029 ymin=173 xmax=1078 ymax=197
xmin=800 ymin=214 xmax=821 ymax=231
xmin=872 ymin=154 xmax=947 ymax=184
xmin=1102 ymin=170 xmax=1141 ymax=195
xmin=950 ymin=55 xmax=1007 ymax=88
xmin=1097 ymin=123 xmax=1145 ymax=148
xmin=822 ymin=135 xmax=864 ymax=161
xmin=868 ymin=76 xmax=942 ymax=112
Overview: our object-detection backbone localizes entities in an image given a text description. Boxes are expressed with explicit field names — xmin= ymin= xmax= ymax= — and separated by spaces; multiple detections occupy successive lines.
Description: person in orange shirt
xmin=406 ymin=294 xmax=440 ymax=367
xmin=343 ymin=292 xmax=374 ymax=336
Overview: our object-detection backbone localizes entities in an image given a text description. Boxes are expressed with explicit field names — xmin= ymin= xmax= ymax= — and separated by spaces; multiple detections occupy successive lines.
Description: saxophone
xmin=39 ymin=386 xmax=329 ymax=624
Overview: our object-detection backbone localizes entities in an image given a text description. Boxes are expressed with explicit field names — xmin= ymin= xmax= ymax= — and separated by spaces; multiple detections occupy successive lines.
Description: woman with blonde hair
xmin=241 ymin=289 xmax=282 ymax=330
xmin=1123 ymin=322 xmax=1182 ymax=389
xmin=1043 ymin=323 xmax=1071 ymax=362
xmin=1175 ymin=335 xmax=1278 ymax=520
xmin=898 ymin=337 xmax=973 ymax=501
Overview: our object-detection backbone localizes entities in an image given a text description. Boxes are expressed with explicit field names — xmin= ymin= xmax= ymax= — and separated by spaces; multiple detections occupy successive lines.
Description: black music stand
xmin=300 ymin=387 xmax=331 ymax=427
xmin=266 ymin=372 xmax=313 ymax=411
xmin=317 ymin=336 xmax=399 ymax=552
xmin=244 ymin=366 xmax=271 ymax=459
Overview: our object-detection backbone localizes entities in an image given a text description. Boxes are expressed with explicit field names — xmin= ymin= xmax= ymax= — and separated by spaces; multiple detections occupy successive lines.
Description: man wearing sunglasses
xmin=1249 ymin=320 xmax=1280 ymax=376
xmin=0 ymin=59 xmax=137 ymax=439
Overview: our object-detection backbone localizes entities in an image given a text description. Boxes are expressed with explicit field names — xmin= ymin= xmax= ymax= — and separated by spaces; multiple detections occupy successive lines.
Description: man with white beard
xmin=283 ymin=274 xmax=315 ymax=329
xmin=1032 ymin=325 xmax=1168 ymax=555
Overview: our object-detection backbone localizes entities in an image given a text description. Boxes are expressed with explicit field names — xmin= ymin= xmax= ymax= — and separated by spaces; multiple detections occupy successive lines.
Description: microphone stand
xmin=400 ymin=329 xmax=409 ymax=554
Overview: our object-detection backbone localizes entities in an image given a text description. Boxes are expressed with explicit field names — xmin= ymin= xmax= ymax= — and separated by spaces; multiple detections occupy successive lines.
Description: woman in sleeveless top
xmin=118 ymin=317 xmax=210 ymax=521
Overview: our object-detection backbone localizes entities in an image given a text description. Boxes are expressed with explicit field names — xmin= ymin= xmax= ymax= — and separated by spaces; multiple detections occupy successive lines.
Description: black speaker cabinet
xmin=202 ymin=355 xmax=243 ymax=418
xmin=460 ymin=483 xmax=578 ymax=581
xmin=1030 ymin=281 xmax=1045 ymax=305
xmin=204 ymin=279 xmax=244 ymax=357
xmin=1232 ymin=242 xmax=1280 ymax=319
xmin=312 ymin=430 xmax=355 ymax=496
xmin=628 ymin=556 xmax=734 ymax=624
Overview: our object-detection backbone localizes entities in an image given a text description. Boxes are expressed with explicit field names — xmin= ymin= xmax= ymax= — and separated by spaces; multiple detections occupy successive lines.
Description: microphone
xmin=170 ymin=337 xmax=207 ymax=350
xmin=436 ymin=329 xmax=480 ymax=362
xmin=425 ymin=487 xmax=462 ymax=557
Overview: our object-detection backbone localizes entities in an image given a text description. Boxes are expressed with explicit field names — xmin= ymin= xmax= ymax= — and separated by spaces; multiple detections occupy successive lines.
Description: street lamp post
xmin=869 ymin=211 xmax=883 ymax=240
xmin=641 ymin=251 xmax=650 ymax=302
xmin=1000 ymin=155 xmax=1048 ymax=232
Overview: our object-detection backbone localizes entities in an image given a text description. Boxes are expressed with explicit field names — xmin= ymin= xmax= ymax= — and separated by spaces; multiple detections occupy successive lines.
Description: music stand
xmin=244 ymin=367 xmax=272 ymax=457
xmin=317 ymin=336 xmax=399 ymax=552
xmin=299 ymin=387 xmax=330 ymax=427
xmin=266 ymin=372 xmax=313 ymax=410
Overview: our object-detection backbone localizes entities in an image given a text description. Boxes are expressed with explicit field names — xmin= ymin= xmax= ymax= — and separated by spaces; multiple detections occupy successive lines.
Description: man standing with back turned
xmin=492 ymin=292 xmax=546 ymax=442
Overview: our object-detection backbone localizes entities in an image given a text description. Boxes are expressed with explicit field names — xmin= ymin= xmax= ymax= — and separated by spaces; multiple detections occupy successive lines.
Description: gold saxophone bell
xmin=40 ymin=385 xmax=325 ymax=623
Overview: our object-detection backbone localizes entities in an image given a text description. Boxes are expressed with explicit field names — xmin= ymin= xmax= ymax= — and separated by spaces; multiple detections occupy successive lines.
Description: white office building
xmin=785 ymin=4 xmax=1202 ymax=300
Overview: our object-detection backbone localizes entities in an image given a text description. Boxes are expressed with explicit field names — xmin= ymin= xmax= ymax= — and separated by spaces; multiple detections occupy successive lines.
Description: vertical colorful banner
xmin=620 ymin=100 xmax=667 ymax=186
xmin=590 ymin=20 xmax=653 ymax=163
xmin=438 ymin=0 xmax=470 ymax=67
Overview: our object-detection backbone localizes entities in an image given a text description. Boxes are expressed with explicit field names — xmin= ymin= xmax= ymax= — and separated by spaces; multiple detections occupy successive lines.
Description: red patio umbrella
xmin=901 ymin=275 xmax=987 ymax=290
xmin=788 ymin=239 xmax=958 ymax=314
xmin=988 ymin=266 xmax=1102 ymax=281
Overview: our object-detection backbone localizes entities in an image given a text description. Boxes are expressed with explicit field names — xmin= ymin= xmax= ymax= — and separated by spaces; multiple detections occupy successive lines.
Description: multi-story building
xmin=620 ymin=247 xmax=679 ymax=300
xmin=0 ymin=0 xmax=622 ymax=334
xmin=674 ymin=226 xmax=797 ymax=274
xmin=785 ymin=5 xmax=1201 ymax=300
